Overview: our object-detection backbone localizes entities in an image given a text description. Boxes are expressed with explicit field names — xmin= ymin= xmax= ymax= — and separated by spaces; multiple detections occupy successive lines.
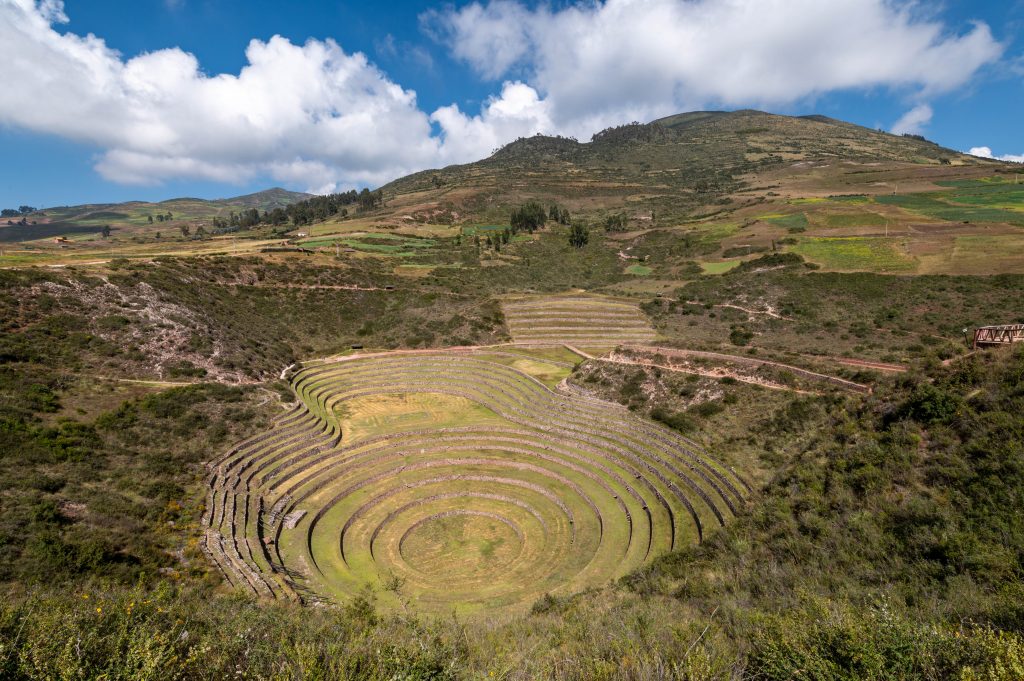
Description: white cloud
xmin=0 ymin=0 xmax=453 ymax=191
xmin=430 ymin=0 xmax=1004 ymax=134
xmin=431 ymin=81 xmax=554 ymax=162
xmin=969 ymin=146 xmax=1024 ymax=163
xmin=890 ymin=104 xmax=933 ymax=135
xmin=422 ymin=1 xmax=533 ymax=80
xmin=0 ymin=0 xmax=1009 ymax=192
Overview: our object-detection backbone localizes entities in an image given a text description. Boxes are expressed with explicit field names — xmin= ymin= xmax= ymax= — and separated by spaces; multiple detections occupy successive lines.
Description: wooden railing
xmin=973 ymin=324 xmax=1024 ymax=349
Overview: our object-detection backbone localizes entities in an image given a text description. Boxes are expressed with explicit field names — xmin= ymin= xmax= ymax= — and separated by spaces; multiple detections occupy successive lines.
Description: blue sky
xmin=1 ymin=0 xmax=1021 ymax=209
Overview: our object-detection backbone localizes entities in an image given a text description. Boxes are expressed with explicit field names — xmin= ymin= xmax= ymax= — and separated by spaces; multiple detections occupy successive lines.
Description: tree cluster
xmin=247 ymin=189 xmax=383 ymax=230
xmin=2 ymin=206 xmax=35 ymax=217
xmin=590 ymin=121 xmax=670 ymax=146
xmin=548 ymin=204 xmax=570 ymax=225
xmin=568 ymin=222 xmax=590 ymax=248
xmin=604 ymin=213 xmax=629 ymax=231
xmin=509 ymin=202 xmax=549 ymax=234
xmin=480 ymin=228 xmax=513 ymax=253
xmin=288 ymin=190 xmax=376 ymax=226
xmin=212 ymin=208 xmax=288 ymax=231
xmin=201 ymin=189 xmax=385 ymax=234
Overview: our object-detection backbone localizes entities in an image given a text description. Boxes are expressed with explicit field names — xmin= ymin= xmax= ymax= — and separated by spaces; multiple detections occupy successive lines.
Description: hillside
xmin=384 ymin=109 xmax=987 ymax=201
xmin=372 ymin=109 xmax=1020 ymax=280
xmin=5 ymin=110 xmax=1021 ymax=277
xmin=2 ymin=109 xmax=1024 ymax=678
xmin=0 ymin=187 xmax=311 ymax=243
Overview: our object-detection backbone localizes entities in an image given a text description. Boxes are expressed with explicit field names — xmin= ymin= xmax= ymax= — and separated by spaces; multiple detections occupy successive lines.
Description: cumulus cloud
xmin=422 ymin=1 xmax=534 ymax=80
xmin=0 ymin=0 xmax=1009 ymax=192
xmin=430 ymin=81 xmax=554 ymax=162
xmin=890 ymin=104 xmax=933 ymax=135
xmin=969 ymin=147 xmax=1024 ymax=163
xmin=0 ymin=0 xmax=451 ymax=191
xmin=429 ymin=0 xmax=1004 ymax=134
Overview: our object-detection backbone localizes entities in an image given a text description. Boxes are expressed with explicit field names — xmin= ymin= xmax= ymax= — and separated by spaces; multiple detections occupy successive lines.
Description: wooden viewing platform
xmin=973 ymin=324 xmax=1024 ymax=349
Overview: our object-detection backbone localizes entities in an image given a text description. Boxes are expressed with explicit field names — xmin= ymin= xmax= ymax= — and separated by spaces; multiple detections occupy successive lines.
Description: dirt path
xmin=89 ymin=375 xmax=198 ymax=388
xmin=599 ymin=352 xmax=821 ymax=395
xmin=621 ymin=344 xmax=872 ymax=394
xmin=304 ymin=342 xmax=557 ymax=366
xmin=712 ymin=303 xmax=793 ymax=321
xmin=562 ymin=344 xmax=594 ymax=360
xmin=302 ymin=342 xmax=871 ymax=395
xmin=825 ymin=357 xmax=908 ymax=373
xmin=225 ymin=283 xmax=392 ymax=292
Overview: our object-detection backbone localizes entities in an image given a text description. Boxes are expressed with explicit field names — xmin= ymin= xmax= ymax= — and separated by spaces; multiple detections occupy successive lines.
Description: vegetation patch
xmin=876 ymin=181 xmax=1024 ymax=225
xmin=790 ymin=236 xmax=917 ymax=272
xmin=625 ymin=263 xmax=653 ymax=276
xmin=822 ymin=211 xmax=888 ymax=228
xmin=700 ymin=259 xmax=743 ymax=274
xmin=765 ymin=213 xmax=809 ymax=233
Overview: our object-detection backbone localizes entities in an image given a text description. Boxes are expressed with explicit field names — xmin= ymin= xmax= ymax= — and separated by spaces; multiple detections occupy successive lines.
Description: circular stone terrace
xmin=201 ymin=302 xmax=750 ymax=614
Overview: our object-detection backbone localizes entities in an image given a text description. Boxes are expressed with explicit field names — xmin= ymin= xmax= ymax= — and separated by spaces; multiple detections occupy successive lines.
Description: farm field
xmin=203 ymin=348 xmax=747 ymax=613
xmin=502 ymin=294 xmax=659 ymax=348
xmin=300 ymin=231 xmax=438 ymax=257
xmin=789 ymin=236 xmax=918 ymax=272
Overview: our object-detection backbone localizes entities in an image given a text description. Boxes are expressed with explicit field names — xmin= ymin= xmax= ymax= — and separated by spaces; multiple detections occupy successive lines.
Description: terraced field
xmin=502 ymin=294 xmax=659 ymax=347
xmin=202 ymin=349 xmax=747 ymax=613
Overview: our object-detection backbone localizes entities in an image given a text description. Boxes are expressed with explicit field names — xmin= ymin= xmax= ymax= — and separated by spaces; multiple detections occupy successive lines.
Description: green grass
xmin=790 ymin=236 xmax=917 ymax=272
xmin=301 ymin=232 xmax=438 ymax=256
xmin=822 ymin=212 xmax=888 ymax=228
xmin=625 ymin=263 xmax=653 ymax=275
xmin=0 ymin=251 xmax=55 ymax=266
xmin=700 ymin=260 xmax=743 ymax=274
xmin=462 ymin=224 xmax=511 ymax=236
xmin=765 ymin=213 xmax=809 ymax=232
xmin=829 ymin=194 xmax=871 ymax=204
xmin=876 ymin=181 xmax=1024 ymax=225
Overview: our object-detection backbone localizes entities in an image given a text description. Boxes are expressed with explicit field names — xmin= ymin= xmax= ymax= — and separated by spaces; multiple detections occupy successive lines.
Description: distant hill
xmin=3 ymin=110 xmax=1010 ymax=245
xmin=384 ymin=109 xmax=982 ymax=199
xmin=375 ymin=108 xmax=1002 ymax=232
xmin=215 ymin=188 xmax=313 ymax=210
xmin=0 ymin=188 xmax=312 ymax=243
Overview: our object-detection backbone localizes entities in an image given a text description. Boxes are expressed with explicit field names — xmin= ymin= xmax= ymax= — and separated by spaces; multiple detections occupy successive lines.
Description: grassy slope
xmin=0 ymin=188 xmax=311 ymax=244
xmin=4 ymin=344 xmax=1023 ymax=679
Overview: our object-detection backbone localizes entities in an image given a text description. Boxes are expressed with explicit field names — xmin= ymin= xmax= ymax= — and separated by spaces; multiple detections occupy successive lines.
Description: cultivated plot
xmin=502 ymin=294 xmax=658 ymax=348
xmin=202 ymin=349 xmax=747 ymax=614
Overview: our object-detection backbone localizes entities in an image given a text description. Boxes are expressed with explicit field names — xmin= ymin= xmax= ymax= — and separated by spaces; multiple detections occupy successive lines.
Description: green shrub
xmin=904 ymin=384 xmax=963 ymax=424
xmin=650 ymin=407 xmax=696 ymax=433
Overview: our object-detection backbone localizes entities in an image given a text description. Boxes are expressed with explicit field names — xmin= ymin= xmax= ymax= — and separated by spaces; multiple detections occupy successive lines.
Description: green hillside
xmin=0 ymin=188 xmax=311 ymax=243
xmin=384 ymin=109 xmax=983 ymax=203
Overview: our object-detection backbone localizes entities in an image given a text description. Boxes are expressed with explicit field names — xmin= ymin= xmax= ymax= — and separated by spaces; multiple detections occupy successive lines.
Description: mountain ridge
xmin=381 ymin=109 xmax=990 ymax=200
